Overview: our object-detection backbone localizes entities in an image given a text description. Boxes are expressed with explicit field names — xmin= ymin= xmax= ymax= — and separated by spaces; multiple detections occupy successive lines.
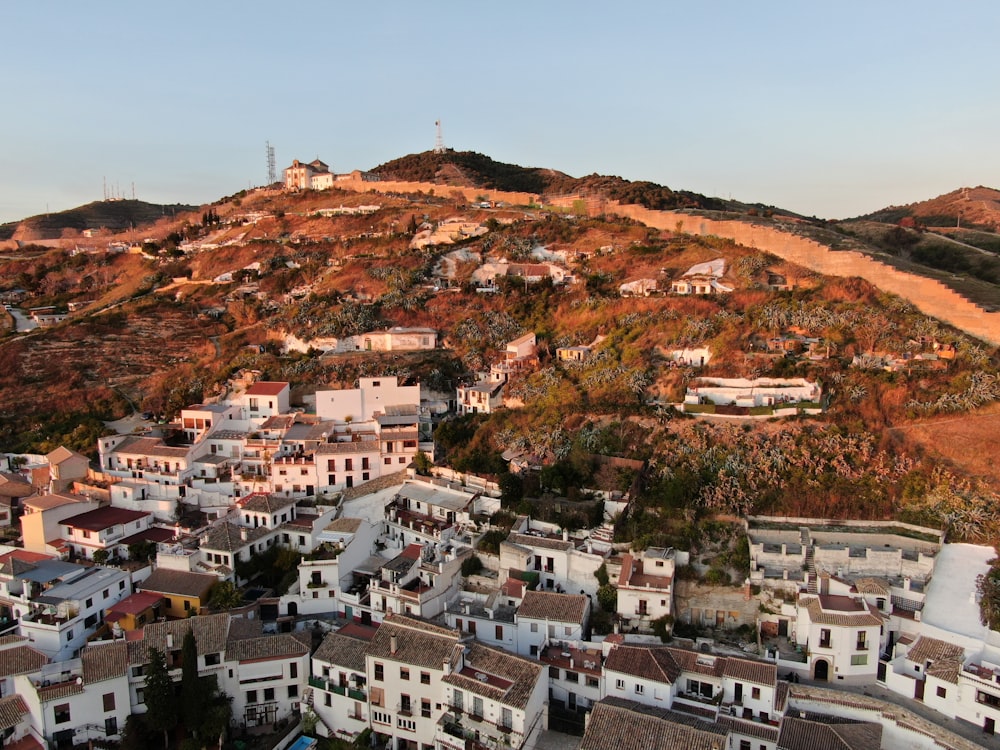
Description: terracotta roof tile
xmin=906 ymin=635 xmax=964 ymax=666
xmin=604 ymin=645 xmax=681 ymax=685
xmin=0 ymin=695 xmax=28 ymax=732
xmin=366 ymin=614 xmax=461 ymax=671
xmin=777 ymin=715 xmax=882 ymax=750
xmin=0 ymin=644 xmax=49 ymax=677
xmin=226 ymin=633 xmax=310 ymax=662
xmin=580 ymin=698 xmax=726 ymax=750
xmin=141 ymin=568 xmax=216 ymax=598
xmin=315 ymin=632 xmax=368 ymax=672
xmin=517 ymin=591 xmax=589 ymax=624
xmin=81 ymin=640 xmax=128 ymax=683
xmin=442 ymin=642 xmax=543 ymax=711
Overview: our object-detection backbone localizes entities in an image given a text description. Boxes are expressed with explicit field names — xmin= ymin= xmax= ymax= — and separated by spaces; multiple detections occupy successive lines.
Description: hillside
xmin=4 ymin=158 xmax=1000 ymax=545
xmin=0 ymin=199 xmax=199 ymax=242
xmin=374 ymin=150 xmax=741 ymax=212
xmin=857 ymin=186 xmax=1000 ymax=230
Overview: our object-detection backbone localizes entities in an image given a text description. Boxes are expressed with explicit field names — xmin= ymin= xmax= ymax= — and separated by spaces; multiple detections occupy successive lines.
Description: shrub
xmin=461 ymin=555 xmax=483 ymax=576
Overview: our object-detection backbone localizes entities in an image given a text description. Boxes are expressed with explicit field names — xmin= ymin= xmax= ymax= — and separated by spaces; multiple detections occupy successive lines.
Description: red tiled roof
xmin=106 ymin=591 xmax=165 ymax=616
xmin=63 ymin=506 xmax=149 ymax=531
xmin=401 ymin=543 xmax=422 ymax=560
xmin=245 ymin=381 xmax=288 ymax=396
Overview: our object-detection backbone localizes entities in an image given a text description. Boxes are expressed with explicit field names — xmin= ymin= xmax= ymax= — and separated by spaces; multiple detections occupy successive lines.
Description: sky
xmin=2 ymin=1 xmax=999 ymax=224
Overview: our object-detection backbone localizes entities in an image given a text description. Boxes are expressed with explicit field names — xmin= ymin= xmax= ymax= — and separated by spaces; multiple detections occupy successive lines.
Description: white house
xmin=615 ymin=547 xmax=675 ymax=632
xmin=514 ymin=591 xmax=590 ymax=659
xmin=794 ymin=593 xmax=883 ymax=683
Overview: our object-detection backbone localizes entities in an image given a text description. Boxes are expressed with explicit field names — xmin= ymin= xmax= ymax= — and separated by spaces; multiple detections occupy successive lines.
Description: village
xmin=1 ymin=159 xmax=998 ymax=750
xmin=1 ymin=356 xmax=999 ymax=750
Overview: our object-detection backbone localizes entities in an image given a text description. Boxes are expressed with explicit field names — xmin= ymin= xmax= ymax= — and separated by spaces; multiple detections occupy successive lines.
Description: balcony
xmin=437 ymin=711 xmax=520 ymax=750
xmin=308 ymin=676 xmax=366 ymax=701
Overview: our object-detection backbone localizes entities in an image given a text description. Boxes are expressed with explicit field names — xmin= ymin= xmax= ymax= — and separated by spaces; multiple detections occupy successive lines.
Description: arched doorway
xmin=814 ymin=659 xmax=830 ymax=681
xmin=287 ymin=601 xmax=298 ymax=617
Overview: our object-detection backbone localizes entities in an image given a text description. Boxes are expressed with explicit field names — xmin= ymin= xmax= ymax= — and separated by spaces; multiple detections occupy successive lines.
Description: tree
xmin=597 ymin=584 xmax=617 ymax=613
xmin=209 ymin=581 xmax=244 ymax=610
xmin=181 ymin=631 xmax=205 ymax=736
xmin=144 ymin=648 xmax=176 ymax=749
xmin=499 ymin=472 xmax=523 ymax=507
xmin=92 ymin=549 xmax=109 ymax=565
xmin=413 ymin=450 xmax=432 ymax=475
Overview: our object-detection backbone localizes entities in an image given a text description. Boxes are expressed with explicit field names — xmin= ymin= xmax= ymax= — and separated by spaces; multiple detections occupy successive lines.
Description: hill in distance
xmin=373 ymin=149 xmax=798 ymax=215
xmin=0 ymin=199 xmax=199 ymax=242
xmin=856 ymin=186 xmax=1000 ymax=230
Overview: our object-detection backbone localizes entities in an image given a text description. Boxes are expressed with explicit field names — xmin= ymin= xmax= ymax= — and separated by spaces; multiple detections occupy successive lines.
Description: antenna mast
xmin=434 ymin=120 xmax=445 ymax=154
xmin=266 ymin=141 xmax=277 ymax=185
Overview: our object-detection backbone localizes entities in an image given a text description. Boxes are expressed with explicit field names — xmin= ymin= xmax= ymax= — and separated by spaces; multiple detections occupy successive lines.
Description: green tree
xmin=144 ymin=648 xmax=176 ymax=749
xmin=92 ymin=549 xmax=109 ymax=565
xmin=498 ymin=472 xmax=523 ymax=507
xmin=413 ymin=450 xmax=433 ymax=475
xmin=209 ymin=581 xmax=244 ymax=610
xmin=597 ymin=584 xmax=617 ymax=613
xmin=181 ymin=630 xmax=205 ymax=736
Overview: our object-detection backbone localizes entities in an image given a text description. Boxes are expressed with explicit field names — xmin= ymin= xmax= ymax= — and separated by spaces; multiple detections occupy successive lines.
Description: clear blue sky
xmin=3 ymin=1 xmax=998 ymax=223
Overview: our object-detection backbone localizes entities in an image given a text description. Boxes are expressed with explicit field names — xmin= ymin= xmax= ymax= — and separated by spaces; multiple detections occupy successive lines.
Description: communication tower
xmin=434 ymin=120 xmax=445 ymax=154
xmin=266 ymin=141 xmax=277 ymax=185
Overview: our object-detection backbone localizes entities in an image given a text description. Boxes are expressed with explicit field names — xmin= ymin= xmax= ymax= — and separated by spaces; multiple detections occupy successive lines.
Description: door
xmin=986 ymin=717 xmax=995 ymax=735
xmin=734 ymin=683 xmax=743 ymax=704
xmin=344 ymin=605 xmax=353 ymax=621
xmin=778 ymin=619 xmax=788 ymax=637
xmin=814 ymin=659 xmax=830 ymax=681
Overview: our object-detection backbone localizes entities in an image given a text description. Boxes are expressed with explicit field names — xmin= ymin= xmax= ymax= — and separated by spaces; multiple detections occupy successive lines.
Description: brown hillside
xmin=862 ymin=186 xmax=1000 ymax=229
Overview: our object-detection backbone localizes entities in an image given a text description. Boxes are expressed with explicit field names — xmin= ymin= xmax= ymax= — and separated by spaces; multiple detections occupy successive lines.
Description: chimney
xmin=390 ymin=634 xmax=398 ymax=655
xmin=240 ymin=526 xmax=248 ymax=542
xmin=166 ymin=633 xmax=173 ymax=649
xmin=562 ymin=528 xmax=569 ymax=542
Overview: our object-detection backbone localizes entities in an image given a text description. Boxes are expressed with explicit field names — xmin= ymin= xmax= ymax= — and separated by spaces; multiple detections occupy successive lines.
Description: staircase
xmin=302 ymin=687 xmax=314 ymax=708
xmin=801 ymin=527 xmax=818 ymax=594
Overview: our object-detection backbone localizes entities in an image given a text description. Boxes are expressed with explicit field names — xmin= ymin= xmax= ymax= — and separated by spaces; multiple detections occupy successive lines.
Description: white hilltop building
xmin=670 ymin=257 xmax=734 ymax=295
xmin=684 ymin=377 xmax=821 ymax=411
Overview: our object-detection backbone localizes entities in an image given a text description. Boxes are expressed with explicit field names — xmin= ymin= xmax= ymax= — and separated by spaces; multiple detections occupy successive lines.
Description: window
xmin=496 ymin=625 xmax=504 ymax=640
xmin=421 ymin=699 xmax=431 ymax=718
xmin=740 ymin=742 xmax=751 ymax=750
xmin=103 ymin=692 xmax=115 ymax=712
xmin=54 ymin=704 xmax=71 ymax=724
xmin=86 ymin=597 xmax=93 ymax=608
xmin=453 ymin=690 xmax=463 ymax=711
xmin=397 ymin=717 xmax=416 ymax=731
xmin=819 ymin=628 xmax=831 ymax=648
xmin=325 ymin=694 xmax=331 ymax=707
xmin=264 ymin=688 xmax=274 ymax=702
xmin=634 ymin=683 xmax=644 ymax=694
xmin=421 ymin=671 xmax=430 ymax=685
xmin=400 ymin=668 xmax=410 ymax=681
xmin=135 ymin=688 xmax=145 ymax=705
xmin=850 ymin=654 xmax=868 ymax=666
xmin=530 ymin=623 xmax=538 ymax=633
xmin=119 ymin=581 xmax=126 ymax=590
xmin=565 ymin=671 xmax=578 ymax=683
xmin=529 ymin=645 xmax=538 ymax=656
xmin=384 ymin=457 xmax=391 ymax=465
xmin=616 ymin=679 xmax=625 ymax=690
xmin=288 ymin=685 xmax=298 ymax=698
xmin=205 ymin=652 xmax=220 ymax=666
xmin=372 ymin=710 xmax=391 ymax=725
xmin=374 ymin=663 xmax=384 ymax=681
xmin=247 ymin=690 xmax=258 ymax=704
xmin=937 ymin=686 xmax=947 ymax=698
xmin=472 ymin=696 xmax=483 ymax=718
xmin=564 ymin=626 xmax=572 ymax=636
xmin=105 ymin=717 xmax=118 ymax=736
xmin=856 ymin=631 xmax=867 ymax=650
xmin=183 ymin=600 xmax=191 ymax=611
xmin=751 ymin=687 xmax=761 ymax=700
xmin=500 ymin=707 xmax=513 ymax=730
xmin=400 ymin=695 xmax=412 ymax=715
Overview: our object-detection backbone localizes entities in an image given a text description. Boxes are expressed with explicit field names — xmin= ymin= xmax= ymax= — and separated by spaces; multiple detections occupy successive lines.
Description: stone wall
xmin=318 ymin=179 xmax=1000 ymax=344
xmin=674 ymin=580 xmax=758 ymax=628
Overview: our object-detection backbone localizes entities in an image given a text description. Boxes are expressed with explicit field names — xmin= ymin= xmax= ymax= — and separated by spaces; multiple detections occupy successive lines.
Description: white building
xmin=514 ymin=590 xmax=590 ymax=659
xmin=794 ymin=593 xmax=883 ymax=683
xmin=615 ymin=547 xmax=675 ymax=632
